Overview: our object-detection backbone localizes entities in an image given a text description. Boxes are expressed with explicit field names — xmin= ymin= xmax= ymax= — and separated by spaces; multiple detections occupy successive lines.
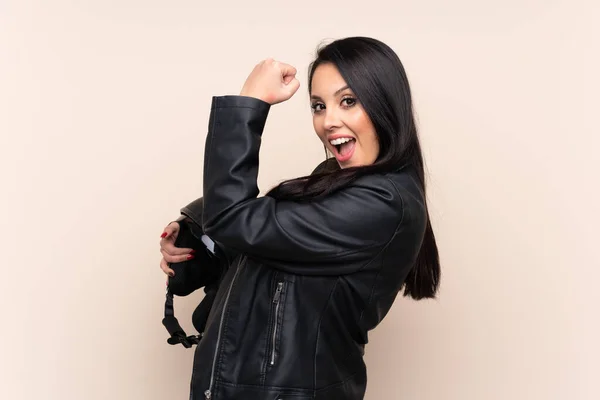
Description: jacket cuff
xmin=211 ymin=95 xmax=271 ymax=115
xmin=168 ymin=214 xmax=188 ymax=226
xmin=181 ymin=197 xmax=204 ymax=229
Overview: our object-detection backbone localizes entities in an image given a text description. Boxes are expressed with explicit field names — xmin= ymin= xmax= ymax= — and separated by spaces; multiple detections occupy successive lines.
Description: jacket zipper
xmin=204 ymin=256 xmax=245 ymax=400
xmin=270 ymin=281 xmax=284 ymax=366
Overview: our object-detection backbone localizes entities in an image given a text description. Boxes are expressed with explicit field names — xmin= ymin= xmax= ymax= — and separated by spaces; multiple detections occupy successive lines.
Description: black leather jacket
xmin=177 ymin=96 xmax=427 ymax=400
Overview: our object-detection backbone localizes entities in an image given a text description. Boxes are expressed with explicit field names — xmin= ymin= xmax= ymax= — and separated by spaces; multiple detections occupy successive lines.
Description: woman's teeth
xmin=329 ymin=137 xmax=353 ymax=146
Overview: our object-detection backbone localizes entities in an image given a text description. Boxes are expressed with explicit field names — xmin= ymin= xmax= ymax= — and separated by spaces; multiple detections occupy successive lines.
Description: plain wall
xmin=1 ymin=1 xmax=598 ymax=399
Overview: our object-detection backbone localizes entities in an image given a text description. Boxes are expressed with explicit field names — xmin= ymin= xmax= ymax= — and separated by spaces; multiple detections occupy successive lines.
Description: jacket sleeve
xmin=179 ymin=158 xmax=337 ymax=267
xmin=201 ymin=95 xmax=404 ymax=276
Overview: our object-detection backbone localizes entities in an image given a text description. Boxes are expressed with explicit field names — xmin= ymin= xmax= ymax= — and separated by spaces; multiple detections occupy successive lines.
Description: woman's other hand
xmin=159 ymin=222 xmax=195 ymax=277
xmin=240 ymin=58 xmax=300 ymax=105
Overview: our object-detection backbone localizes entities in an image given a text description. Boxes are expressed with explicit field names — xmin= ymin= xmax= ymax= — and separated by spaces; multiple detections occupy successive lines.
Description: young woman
xmin=159 ymin=36 xmax=440 ymax=400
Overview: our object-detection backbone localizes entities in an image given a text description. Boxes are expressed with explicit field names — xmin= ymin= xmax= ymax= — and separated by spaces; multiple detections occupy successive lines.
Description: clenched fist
xmin=240 ymin=58 xmax=301 ymax=105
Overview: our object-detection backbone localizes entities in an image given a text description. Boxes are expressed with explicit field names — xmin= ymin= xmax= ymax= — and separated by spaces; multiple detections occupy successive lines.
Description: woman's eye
xmin=342 ymin=97 xmax=356 ymax=107
xmin=311 ymin=103 xmax=325 ymax=112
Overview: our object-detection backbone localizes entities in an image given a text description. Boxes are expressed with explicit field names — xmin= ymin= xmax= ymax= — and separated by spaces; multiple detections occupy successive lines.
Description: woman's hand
xmin=159 ymin=221 xmax=195 ymax=277
xmin=240 ymin=58 xmax=300 ymax=105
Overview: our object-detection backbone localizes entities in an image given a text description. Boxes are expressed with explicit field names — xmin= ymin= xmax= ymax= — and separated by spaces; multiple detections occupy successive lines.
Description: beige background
xmin=1 ymin=1 xmax=599 ymax=399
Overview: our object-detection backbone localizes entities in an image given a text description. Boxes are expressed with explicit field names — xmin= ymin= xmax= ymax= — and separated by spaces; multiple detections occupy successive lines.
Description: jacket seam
xmin=211 ymin=105 xmax=265 ymax=110
xmin=216 ymin=379 xmax=314 ymax=393
xmin=213 ymin=259 xmax=244 ymax=391
xmin=358 ymin=242 xmax=387 ymax=324
xmin=315 ymin=370 xmax=362 ymax=392
xmin=340 ymin=176 xmax=406 ymax=265
xmin=356 ymin=177 xmax=405 ymax=273
xmin=180 ymin=209 xmax=200 ymax=228
xmin=215 ymin=370 xmax=361 ymax=393
xmin=313 ymin=278 xmax=340 ymax=393
xmin=358 ymin=176 xmax=406 ymax=322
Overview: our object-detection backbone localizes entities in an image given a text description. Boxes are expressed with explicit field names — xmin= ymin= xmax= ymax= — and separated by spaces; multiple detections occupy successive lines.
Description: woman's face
xmin=310 ymin=63 xmax=380 ymax=169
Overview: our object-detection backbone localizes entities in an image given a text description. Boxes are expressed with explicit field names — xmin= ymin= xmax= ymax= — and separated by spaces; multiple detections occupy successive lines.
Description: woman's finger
xmin=277 ymin=61 xmax=297 ymax=77
xmin=160 ymin=258 xmax=175 ymax=277
xmin=160 ymin=241 xmax=195 ymax=256
xmin=161 ymin=249 xmax=195 ymax=264
xmin=160 ymin=222 xmax=180 ymax=239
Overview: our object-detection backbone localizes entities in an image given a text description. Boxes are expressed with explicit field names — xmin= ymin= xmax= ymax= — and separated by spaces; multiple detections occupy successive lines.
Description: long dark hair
xmin=266 ymin=36 xmax=440 ymax=300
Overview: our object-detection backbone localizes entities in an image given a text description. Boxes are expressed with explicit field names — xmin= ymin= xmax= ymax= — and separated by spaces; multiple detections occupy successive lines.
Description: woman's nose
xmin=323 ymin=107 xmax=342 ymax=131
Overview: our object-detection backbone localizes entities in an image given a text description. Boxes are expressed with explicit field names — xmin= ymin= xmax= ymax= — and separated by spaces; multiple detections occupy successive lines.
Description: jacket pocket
xmin=269 ymin=280 xmax=286 ymax=366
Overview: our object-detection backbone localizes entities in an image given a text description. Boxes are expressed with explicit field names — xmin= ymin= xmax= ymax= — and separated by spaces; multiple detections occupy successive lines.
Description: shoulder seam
xmin=357 ymin=175 xmax=406 ymax=323
xmin=355 ymin=174 xmax=405 ymax=271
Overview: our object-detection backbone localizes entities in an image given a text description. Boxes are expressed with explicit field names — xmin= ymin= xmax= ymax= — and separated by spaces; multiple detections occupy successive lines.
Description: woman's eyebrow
xmin=310 ymin=85 xmax=351 ymax=101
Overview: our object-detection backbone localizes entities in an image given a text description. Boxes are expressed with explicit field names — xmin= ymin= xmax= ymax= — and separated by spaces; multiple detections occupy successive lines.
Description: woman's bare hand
xmin=159 ymin=221 xmax=195 ymax=277
xmin=240 ymin=58 xmax=300 ymax=105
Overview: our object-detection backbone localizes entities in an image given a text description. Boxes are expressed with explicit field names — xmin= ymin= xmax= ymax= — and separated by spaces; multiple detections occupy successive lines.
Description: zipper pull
xmin=204 ymin=389 xmax=211 ymax=399
xmin=273 ymin=282 xmax=283 ymax=303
